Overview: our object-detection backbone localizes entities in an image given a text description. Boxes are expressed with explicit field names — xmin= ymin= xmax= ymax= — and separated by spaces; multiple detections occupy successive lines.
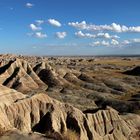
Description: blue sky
xmin=0 ymin=0 xmax=140 ymax=55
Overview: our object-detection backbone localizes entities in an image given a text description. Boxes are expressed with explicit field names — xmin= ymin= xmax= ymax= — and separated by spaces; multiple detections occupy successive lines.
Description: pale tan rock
xmin=0 ymin=86 xmax=139 ymax=140
xmin=0 ymin=59 xmax=46 ymax=92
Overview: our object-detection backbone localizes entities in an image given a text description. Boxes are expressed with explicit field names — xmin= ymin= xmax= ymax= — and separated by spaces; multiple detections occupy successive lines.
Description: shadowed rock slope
xmin=123 ymin=66 xmax=140 ymax=76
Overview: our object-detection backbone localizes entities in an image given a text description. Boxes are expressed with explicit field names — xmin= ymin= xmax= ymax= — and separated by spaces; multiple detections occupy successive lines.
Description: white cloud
xmin=75 ymin=31 xmax=85 ymax=38
xmin=90 ymin=40 xmax=110 ymax=47
xmin=34 ymin=32 xmax=47 ymax=38
xmin=119 ymin=38 xmax=140 ymax=48
xmin=30 ymin=24 xmax=42 ymax=31
xmin=102 ymin=40 xmax=110 ymax=46
xmin=111 ymin=39 xmax=119 ymax=45
xmin=75 ymin=31 xmax=119 ymax=39
xmin=69 ymin=21 xmax=87 ymax=30
xmin=122 ymin=38 xmax=140 ymax=45
xmin=89 ymin=41 xmax=100 ymax=47
xmin=26 ymin=3 xmax=34 ymax=8
xmin=103 ymin=33 xmax=110 ymax=39
xmin=27 ymin=32 xmax=47 ymax=38
xmin=122 ymin=25 xmax=129 ymax=32
xmin=48 ymin=19 xmax=61 ymax=27
xmin=75 ymin=31 xmax=95 ymax=38
xmin=89 ymin=38 xmax=140 ymax=48
xmin=122 ymin=40 xmax=130 ymax=45
xmin=35 ymin=20 xmax=44 ymax=25
xmin=97 ymin=32 xmax=120 ymax=39
xmin=113 ymin=35 xmax=120 ymax=39
xmin=111 ymin=23 xmax=122 ymax=32
xmin=132 ymin=38 xmax=140 ymax=42
xmin=55 ymin=32 xmax=67 ymax=39
xmin=69 ymin=21 xmax=140 ymax=33
xmin=129 ymin=27 xmax=140 ymax=33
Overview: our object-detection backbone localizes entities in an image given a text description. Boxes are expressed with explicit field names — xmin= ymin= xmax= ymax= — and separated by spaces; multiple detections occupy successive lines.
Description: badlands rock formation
xmin=0 ymin=55 xmax=139 ymax=140
xmin=123 ymin=66 xmax=140 ymax=76
xmin=0 ymin=58 xmax=45 ymax=93
xmin=0 ymin=85 xmax=139 ymax=140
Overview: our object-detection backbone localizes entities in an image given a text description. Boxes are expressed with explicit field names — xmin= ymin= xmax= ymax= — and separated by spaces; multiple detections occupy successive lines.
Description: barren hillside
xmin=0 ymin=54 xmax=140 ymax=140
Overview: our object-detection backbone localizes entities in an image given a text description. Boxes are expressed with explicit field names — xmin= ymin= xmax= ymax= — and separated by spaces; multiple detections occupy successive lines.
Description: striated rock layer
xmin=0 ymin=59 xmax=46 ymax=93
xmin=0 ymin=85 xmax=139 ymax=140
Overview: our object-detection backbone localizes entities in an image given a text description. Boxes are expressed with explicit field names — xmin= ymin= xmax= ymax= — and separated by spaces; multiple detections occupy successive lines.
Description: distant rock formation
xmin=0 ymin=57 xmax=139 ymax=113
xmin=123 ymin=66 xmax=140 ymax=76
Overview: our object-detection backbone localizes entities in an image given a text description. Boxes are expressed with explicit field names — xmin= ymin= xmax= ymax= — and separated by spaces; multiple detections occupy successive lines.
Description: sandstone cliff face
xmin=0 ymin=85 xmax=139 ymax=140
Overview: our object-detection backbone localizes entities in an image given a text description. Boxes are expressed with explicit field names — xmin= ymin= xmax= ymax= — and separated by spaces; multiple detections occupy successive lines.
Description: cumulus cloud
xmin=97 ymin=33 xmax=120 ymax=39
xmin=90 ymin=38 xmax=140 ymax=48
xmin=90 ymin=40 xmax=110 ymax=47
xmin=55 ymin=32 xmax=67 ymax=39
xmin=122 ymin=40 xmax=130 ymax=45
xmin=75 ymin=31 xmax=85 ymax=38
xmin=27 ymin=32 xmax=47 ymax=39
xmin=35 ymin=32 xmax=47 ymax=38
xmin=69 ymin=21 xmax=140 ymax=33
xmin=118 ymin=38 xmax=140 ymax=48
xmin=48 ymin=19 xmax=61 ymax=27
xmin=69 ymin=21 xmax=87 ymax=30
xmin=102 ymin=40 xmax=110 ymax=46
xmin=75 ymin=31 xmax=95 ymax=38
xmin=75 ymin=31 xmax=119 ymax=39
xmin=111 ymin=39 xmax=119 ymax=45
xmin=122 ymin=38 xmax=140 ymax=46
xmin=26 ymin=3 xmax=34 ymax=8
xmin=89 ymin=39 xmax=120 ymax=47
xmin=35 ymin=20 xmax=44 ymax=25
xmin=30 ymin=24 xmax=42 ymax=31
xmin=89 ymin=41 xmax=100 ymax=47
xmin=99 ymin=33 xmax=110 ymax=39
xmin=132 ymin=38 xmax=140 ymax=42
xmin=111 ymin=23 xmax=122 ymax=32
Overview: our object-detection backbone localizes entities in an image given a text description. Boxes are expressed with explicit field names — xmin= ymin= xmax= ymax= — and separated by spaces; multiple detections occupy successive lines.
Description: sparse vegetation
xmin=62 ymin=130 xmax=80 ymax=140
xmin=45 ymin=130 xmax=80 ymax=140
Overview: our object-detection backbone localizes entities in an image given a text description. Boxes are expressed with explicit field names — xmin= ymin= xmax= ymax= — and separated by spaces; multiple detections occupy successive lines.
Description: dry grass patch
xmin=62 ymin=130 xmax=80 ymax=140
xmin=45 ymin=130 xmax=80 ymax=140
